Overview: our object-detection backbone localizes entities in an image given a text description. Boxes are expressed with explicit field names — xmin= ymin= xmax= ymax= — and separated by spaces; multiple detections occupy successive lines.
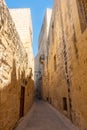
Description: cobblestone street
xmin=15 ymin=99 xmax=79 ymax=130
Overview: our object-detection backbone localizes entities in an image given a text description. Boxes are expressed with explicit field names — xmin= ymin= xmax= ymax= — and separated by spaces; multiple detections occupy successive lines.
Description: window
xmin=63 ymin=97 xmax=67 ymax=111
xmin=77 ymin=0 xmax=87 ymax=32
xmin=54 ymin=55 xmax=56 ymax=71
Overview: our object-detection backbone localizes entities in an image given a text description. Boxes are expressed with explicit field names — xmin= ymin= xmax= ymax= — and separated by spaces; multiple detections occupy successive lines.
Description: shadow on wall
xmin=0 ymin=59 xmax=34 ymax=130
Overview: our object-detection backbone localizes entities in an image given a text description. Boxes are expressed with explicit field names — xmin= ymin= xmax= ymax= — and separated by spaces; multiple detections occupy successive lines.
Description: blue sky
xmin=5 ymin=0 xmax=53 ymax=57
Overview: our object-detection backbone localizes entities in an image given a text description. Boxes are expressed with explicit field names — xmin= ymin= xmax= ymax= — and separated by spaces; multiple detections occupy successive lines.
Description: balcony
xmin=39 ymin=54 xmax=45 ymax=64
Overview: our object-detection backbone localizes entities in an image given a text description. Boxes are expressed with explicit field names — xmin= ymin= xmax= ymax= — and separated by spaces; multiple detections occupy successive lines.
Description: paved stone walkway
xmin=15 ymin=99 xmax=79 ymax=130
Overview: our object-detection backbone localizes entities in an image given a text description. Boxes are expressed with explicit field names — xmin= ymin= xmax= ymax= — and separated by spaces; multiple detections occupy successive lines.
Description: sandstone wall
xmin=0 ymin=1 xmax=34 ymax=130
xmin=42 ymin=0 xmax=87 ymax=129
xmin=41 ymin=9 xmax=52 ymax=100
xmin=35 ymin=9 xmax=52 ymax=99
xmin=10 ymin=9 xmax=34 ymax=80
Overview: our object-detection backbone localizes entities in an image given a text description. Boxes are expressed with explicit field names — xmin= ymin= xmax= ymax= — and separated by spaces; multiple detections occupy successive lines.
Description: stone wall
xmin=34 ymin=54 xmax=40 ymax=97
xmin=10 ymin=9 xmax=34 ymax=80
xmin=35 ymin=9 xmax=52 ymax=98
xmin=0 ymin=1 xmax=34 ymax=130
xmin=41 ymin=0 xmax=87 ymax=129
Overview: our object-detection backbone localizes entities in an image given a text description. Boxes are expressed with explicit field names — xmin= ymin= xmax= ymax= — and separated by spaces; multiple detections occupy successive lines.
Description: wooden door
xmin=19 ymin=86 xmax=25 ymax=118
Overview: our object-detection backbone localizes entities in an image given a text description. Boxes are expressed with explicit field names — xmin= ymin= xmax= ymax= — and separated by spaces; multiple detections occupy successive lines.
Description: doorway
xmin=19 ymin=86 xmax=25 ymax=118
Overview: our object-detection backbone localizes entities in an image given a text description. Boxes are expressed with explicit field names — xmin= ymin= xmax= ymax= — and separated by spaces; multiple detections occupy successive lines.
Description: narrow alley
xmin=15 ymin=99 xmax=79 ymax=130
xmin=0 ymin=0 xmax=87 ymax=130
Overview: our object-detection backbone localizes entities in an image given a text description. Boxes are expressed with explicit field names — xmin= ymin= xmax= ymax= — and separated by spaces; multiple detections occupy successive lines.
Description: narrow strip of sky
xmin=5 ymin=0 xmax=53 ymax=57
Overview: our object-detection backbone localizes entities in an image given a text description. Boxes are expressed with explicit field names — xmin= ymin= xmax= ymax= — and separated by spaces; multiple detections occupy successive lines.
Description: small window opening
xmin=54 ymin=55 xmax=56 ymax=71
xmin=63 ymin=97 xmax=67 ymax=111
xmin=77 ymin=0 xmax=87 ymax=32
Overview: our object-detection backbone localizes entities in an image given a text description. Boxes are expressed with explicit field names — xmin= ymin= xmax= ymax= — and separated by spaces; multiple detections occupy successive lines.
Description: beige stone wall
xmin=34 ymin=54 xmax=42 ymax=98
xmin=10 ymin=9 xmax=34 ymax=80
xmin=0 ymin=1 xmax=34 ymax=130
xmin=35 ymin=9 xmax=52 ymax=98
xmin=41 ymin=9 xmax=52 ymax=100
xmin=34 ymin=55 xmax=39 ymax=91
xmin=41 ymin=0 xmax=87 ymax=129
xmin=24 ymin=78 xmax=34 ymax=114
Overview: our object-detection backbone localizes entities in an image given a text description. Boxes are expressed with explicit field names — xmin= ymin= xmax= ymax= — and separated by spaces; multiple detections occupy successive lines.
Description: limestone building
xmin=34 ymin=54 xmax=42 ymax=98
xmin=10 ymin=8 xmax=34 ymax=79
xmin=0 ymin=1 xmax=34 ymax=130
xmin=39 ymin=0 xmax=87 ymax=129
xmin=35 ymin=8 xmax=52 ymax=98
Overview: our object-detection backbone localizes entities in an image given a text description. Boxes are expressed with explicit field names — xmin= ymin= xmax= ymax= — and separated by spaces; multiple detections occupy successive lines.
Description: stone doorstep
xmin=12 ymin=117 xmax=24 ymax=130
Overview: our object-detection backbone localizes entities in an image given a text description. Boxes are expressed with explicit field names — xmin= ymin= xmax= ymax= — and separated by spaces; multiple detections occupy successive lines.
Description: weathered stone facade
xmin=9 ymin=8 xmax=34 ymax=79
xmin=0 ymin=1 xmax=34 ymax=130
xmin=38 ymin=0 xmax=87 ymax=130
xmin=35 ymin=8 xmax=52 ymax=98
xmin=34 ymin=54 xmax=42 ymax=98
